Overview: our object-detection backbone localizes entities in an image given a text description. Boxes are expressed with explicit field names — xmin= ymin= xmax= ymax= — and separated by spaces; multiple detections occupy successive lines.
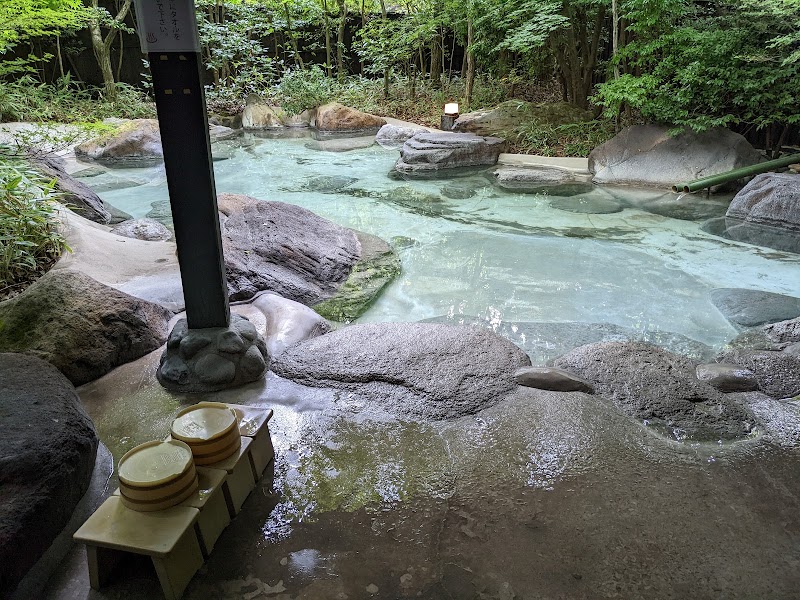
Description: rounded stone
xmin=218 ymin=330 xmax=246 ymax=354
xmin=179 ymin=332 xmax=212 ymax=358
xmin=231 ymin=315 xmax=258 ymax=341
xmin=159 ymin=356 xmax=190 ymax=384
xmin=514 ymin=366 xmax=594 ymax=393
xmin=695 ymin=363 xmax=759 ymax=393
xmin=111 ymin=218 xmax=172 ymax=241
xmin=239 ymin=345 xmax=267 ymax=379
xmin=194 ymin=354 xmax=237 ymax=385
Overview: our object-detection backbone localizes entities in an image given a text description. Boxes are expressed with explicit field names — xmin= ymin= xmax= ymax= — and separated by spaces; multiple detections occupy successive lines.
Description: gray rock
xmin=422 ymin=316 xmax=715 ymax=365
xmin=302 ymin=175 xmax=358 ymax=193
xmin=110 ymin=218 xmax=172 ymax=241
xmin=494 ymin=166 xmax=583 ymax=191
xmin=271 ymin=323 xmax=532 ymax=420
xmin=549 ymin=195 xmax=624 ymax=214
xmin=29 ymin=155 xmax=111 ymax=224
xmin=102 ymin=201 xmax=133 ymax=224
xmin=218 ymin=193 xmax=361 ymax=304
xmin=313 ymin=103 xmax=385 ymax=131
xmin=554 ymin=342 xmax=756 ymax=441
xmin=641 ymin=194 xmax=730 ymax=221
xmin=195 ymin=354 xmax=236 ymax=384
xmin=726 ymin=317 xmax=800 ymax=352
xmin=720 ymin=218 xmax=800 ymax=254
xmin=75 ymin=119 xmax=236 ymax=167
xmin=0 ymin=353 xmax=98 ymax=596
xmin=0 ymin=270 xmax=172 ymax=385
xmin=711 ymin=288 xmax=800 ymax=329
xmin=440 ymin=182 xmax=479 ymax=199
xmin=156 ymin=314 xmax=269 ymax=392
xmin=395 ymin=132 xmax=505 ymax=175
xmin=514 ymin=366 xmax=594 ymax=393
xmin=716 ymin=349 xmax=800 ymax=399
xmin=305 ymin=136 xmax=376 ymax=152
xmin=696 ymin=363 xmax=759 ymax=392
xmin=726 ymin=172 xmax=800 ymax=232
xmin=589 ymin=125 xmax=763 ymax=188
xmin=312 ymin=230 xmax=401 ymax=322
xmin=375 ymin=123 xmax=426 ymax=148
xmin=145 ymin=198 xmax=173 ymax=229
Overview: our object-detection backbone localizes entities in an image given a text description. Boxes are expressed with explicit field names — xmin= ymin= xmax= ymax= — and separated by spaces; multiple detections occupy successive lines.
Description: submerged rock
xmin=554 ymin=342 xmax=756 ymax=441
xmin=111 ymin=218 xmax=172 ymax=241
xmin=726 ymin=172 xmax=800 ymax=232
xmin=29 ymin=155 xmax=111 ymax=224
xmin=493 ymin=166 xmax=587 ymax=191
xmin=395 ymin=131 xmax=505 ymax=175
xmin=0 ymin=353 xmax=98 ymax=596
xmin=549 ymin=195 xmax=624 ymax=214
xmin=313 ymin=231 xmax=401 ymax=322
xmin=302 ymin=175 xmax=358 ymax=193
xmin=710 ymin=288 xmax=800 ymax=329
xmin=272 ymin=323 xmax=531 ymax=420
xmin=589 ymin=125 xmax=763 ymax=188
xmin=716 ymin=349 xmax=800 ymax=399
xmin=313 ymin=103 xmax=385 ymax=131
xmin=0 ymin=270 xmax=172 ymax=385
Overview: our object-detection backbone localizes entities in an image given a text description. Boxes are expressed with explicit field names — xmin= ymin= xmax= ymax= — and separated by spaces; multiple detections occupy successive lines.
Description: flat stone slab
xmin=271 ymin=323 xmax=531 ymax=420
xmin=711 ymin=288 xmax=800 ymax=329
xmin=0 ymin=353 xmax=98 ymax=596
xmin=555 ymin=341 xmax=756 ymax=441
xmin=514 ymin=366 xmax=593 ymax=393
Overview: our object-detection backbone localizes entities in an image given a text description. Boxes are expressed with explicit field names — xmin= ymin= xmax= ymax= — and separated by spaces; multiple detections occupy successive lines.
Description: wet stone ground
xmin=44 ymin=340 xmax=800 ymax=600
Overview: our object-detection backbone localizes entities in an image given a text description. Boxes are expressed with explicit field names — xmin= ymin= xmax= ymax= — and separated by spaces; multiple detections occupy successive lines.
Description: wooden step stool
xmin=229 ymin=404 xmax=275 ymax=478
xmin=73 ymin=496 xmax=203 ymax=600
xmin=113 ymin=466 xmax=230 ymax=559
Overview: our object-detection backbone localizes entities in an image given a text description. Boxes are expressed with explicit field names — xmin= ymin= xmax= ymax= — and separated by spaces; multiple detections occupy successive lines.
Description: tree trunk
xmin=88 ymin=0 xmax=131 ymax=100
xmin=322 ymin=0 xmax=333 ymax=76
xmin=337 ymin=0 xmax=347 ymax=81
xmin=56 ymin=36 xmax=65 ymax=79
xmin=464 ymin=17 xmax=475 ymax=111
xmin=430 ymin=35 xmax=442 ymax=86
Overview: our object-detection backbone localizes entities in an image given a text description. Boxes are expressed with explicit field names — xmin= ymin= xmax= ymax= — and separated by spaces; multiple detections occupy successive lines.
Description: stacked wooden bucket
xmin=118 ymin=402 xmax=241 ymax=512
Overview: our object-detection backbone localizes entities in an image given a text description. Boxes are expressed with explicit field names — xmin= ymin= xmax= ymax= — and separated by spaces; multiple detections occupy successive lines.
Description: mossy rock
xmin=313 ymin=230 xmax=401 ymax=322
xmin=453 ymin=101 xmax=593 ymax=138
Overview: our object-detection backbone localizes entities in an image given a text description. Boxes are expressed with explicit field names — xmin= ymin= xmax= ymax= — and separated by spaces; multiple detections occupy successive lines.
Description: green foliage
xmin=512 ymin=118 xmax=615 ymax=157
xmin=0 ymin=75 xmax=154 ymax=123
xmin=0 ymin=161 xmax=69 ymax=297
xmin=595 ymin=0 xmax=800 ymax=132
xmin=272 ymin=66 xmax=335 ymax=114
xmin=0 ymin=0 xmax=88 ymax=54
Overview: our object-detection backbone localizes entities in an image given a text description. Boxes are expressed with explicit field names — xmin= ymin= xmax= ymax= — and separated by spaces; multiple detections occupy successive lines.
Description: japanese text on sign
xmin=133 ymin=0 xmax=200 ymax=52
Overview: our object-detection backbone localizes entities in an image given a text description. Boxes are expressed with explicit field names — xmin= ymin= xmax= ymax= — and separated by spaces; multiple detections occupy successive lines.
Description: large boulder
xmin=29 ymin=155 xmax=111 ymax=224
xmin=454 ymin=101 xmax=592 ymax=138
xmin=75 ymin=119 xmax=237 ymax=167
xmin=0 ymin=270 xmax=172 ymax=385
xmin=313 ymin=103 xmax=386 ymax=131
xmin=726 ymin=172 xmax=800 ymax=232
xmin=0 ymin=353 xmax=98 ymax=596
xmin=395 ymin=131 xmax=506 ymax=175
xmin=218 ymin=193 xmax=361 ymax=303
xmin=554 ymin=342 xmax=756 ymax=441
xmin=589 ymin=125 xmax=763 ymax=188
xmin=710 ymin=288 xmax=800 ymax=329
xmin=271 ymin=323 xmax=532 ymax=420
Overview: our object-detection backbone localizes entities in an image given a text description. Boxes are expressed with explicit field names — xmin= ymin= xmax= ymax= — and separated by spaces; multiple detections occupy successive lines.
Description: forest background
xmin=0 ymin=0 xmax=799 ymax=156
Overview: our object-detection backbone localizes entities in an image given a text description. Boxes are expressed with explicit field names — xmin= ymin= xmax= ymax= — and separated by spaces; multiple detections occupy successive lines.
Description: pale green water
xmin=83 ymin=133 xmax=800 ymax=353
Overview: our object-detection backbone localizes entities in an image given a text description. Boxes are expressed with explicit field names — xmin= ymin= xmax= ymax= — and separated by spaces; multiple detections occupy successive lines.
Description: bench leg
xmin=151 ymin=528 xmax=204 ymax=600
xmin=86 ymin=545 xmax=125 ymax=590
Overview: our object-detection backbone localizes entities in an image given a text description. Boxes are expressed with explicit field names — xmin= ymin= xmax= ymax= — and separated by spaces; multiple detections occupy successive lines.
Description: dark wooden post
xmin=135 ymin=0 xmax=229 ymax=329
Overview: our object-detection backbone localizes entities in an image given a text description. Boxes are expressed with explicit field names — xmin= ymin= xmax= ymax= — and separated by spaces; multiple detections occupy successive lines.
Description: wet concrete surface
xmin=39 ymin=310 xmax=800 ymax=600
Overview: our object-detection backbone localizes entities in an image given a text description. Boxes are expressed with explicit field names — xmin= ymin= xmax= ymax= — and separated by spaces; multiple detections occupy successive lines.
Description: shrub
xmin=0 ymin=161 xmax=69 ymax=299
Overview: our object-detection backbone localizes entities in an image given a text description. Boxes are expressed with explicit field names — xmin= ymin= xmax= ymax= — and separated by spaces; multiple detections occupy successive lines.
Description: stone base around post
xmin=157 ymin=314 xmax=269 ymax=392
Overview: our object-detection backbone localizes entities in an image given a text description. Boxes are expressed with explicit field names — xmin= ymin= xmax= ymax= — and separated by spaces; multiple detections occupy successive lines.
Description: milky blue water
xmin=81 ymin=133 xmax=800 ymax=356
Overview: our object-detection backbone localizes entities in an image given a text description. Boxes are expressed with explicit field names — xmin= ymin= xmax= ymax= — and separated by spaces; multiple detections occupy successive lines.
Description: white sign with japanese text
xmin=134 ymin=0 xmax=200 ymax=53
